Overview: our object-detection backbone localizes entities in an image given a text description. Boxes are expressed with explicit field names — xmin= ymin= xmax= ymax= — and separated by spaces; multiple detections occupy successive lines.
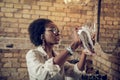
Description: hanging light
xmin=64 ymin=0 xmax=91 ymax=5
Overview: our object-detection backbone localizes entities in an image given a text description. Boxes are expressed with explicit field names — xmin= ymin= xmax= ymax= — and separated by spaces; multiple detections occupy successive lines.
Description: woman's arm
xmin=53 ymin=41 xmax=79 ymax=67
xmin=53 ymin=28 xmax=81 ymax=67
xmin=77 ymin=50 xmax=87 ymax=71
xmin=75 ymin=49 xmax=94 ymax=73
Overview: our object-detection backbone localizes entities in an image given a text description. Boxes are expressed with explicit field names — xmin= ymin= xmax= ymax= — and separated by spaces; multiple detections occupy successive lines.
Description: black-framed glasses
xmin=46 ymin=27 xmax=59 ymax=34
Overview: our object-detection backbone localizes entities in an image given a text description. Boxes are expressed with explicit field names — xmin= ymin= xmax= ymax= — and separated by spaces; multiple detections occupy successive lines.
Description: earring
xmin=42 ymin=39 xmax=45 ymax=49
xmin=41 ymin=34 xmax=45 ymax=49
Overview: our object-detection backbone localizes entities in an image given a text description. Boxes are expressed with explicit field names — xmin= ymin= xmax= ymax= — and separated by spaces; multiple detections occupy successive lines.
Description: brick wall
xmin=98 ymin=0 xmax=120 ymax=54
xmin=0 ymin=0 xmax=96 ymax=80
xmin=0 ymin=0 xmax=120 ymax=80
xmin=0 ymin=0 xmax=96 ymax=50
xmin=0 ymin=49 xmax=28 ymax=80
xmin=93 ymin=0 xmax=120 ymax=80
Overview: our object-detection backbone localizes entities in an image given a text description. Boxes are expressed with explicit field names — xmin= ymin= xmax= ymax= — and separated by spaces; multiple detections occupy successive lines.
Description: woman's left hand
xmin=82 ymin=49 xmax=95 ymax=56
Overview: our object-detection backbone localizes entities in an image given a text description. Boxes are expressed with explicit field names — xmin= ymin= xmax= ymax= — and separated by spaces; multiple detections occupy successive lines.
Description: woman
xmin=26 ymin=18 xmax=93 ymax=80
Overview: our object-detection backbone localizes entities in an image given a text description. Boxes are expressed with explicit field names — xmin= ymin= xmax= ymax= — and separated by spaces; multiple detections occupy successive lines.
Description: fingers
xmin=83 ymin=49 xmax=92 ymax=55
xmin=82 ymin=49 xmax=95 ymax=56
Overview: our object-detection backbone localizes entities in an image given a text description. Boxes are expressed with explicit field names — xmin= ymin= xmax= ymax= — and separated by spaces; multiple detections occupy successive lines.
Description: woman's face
xmin=44 ymin=22 xmax=60 ymax=45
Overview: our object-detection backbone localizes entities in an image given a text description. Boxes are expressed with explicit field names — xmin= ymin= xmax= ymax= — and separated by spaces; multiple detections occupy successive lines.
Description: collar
xmin=37 ymin=46 xmax=47 ymax=57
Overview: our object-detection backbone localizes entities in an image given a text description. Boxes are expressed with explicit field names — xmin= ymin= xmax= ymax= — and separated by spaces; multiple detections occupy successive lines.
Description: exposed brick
xmin=63 ymin=26 xmax=71 ymax=31
xmin=92 ymin=59 xmax=97 ymax=66
xmin=106 ymin=21 xmax=113 ymax=25
xmin=96 ymin=61 xmax=101 ymax=68
xmin=18 ymin=68 xmax=27 ymax=72
xmin=14 ymin=13 xmax=22 ymax=18
xmin=12 ymin=62 xmax=20 ymax=67
xmin=113 ymin=21 xmax=118 ymax=25
xmin=1 ymin=68 xmax=17 ymax=73
xmin=14 ymin=4 xmax=22 ymax=9
xmin=23 ymin=5 xmax=31 ymax=9
xmin=64 ymin=17 xmax=70 ymax=22
xmin=3 ymin=0 xmax=19 ymax=3
xmin=1 ymin=8 xmax=18 ymax=12
xmin=87 ymin=11 xmax=93 ymax=16
xmin=67 ymin=13 xmax=80 ymax=18
xmin=21 ymin=63 xmax=27 ymax=67
xmin=1 ymin=71 xmax=10 ymax=76
xmin=19 ymin=58 xmax=26 ymax=62
xmin=21 ymin=53 xmax=26 ymax=58
xmin=48 ymin=6 xmax=56 ymax=11
xmin=54 ymin=21 xmax=66 ymax=26
xmin=21 ymin=9 xmax=29 ymax=14
xmin=1 ymin=58 xmax=10 ymax=62
xmin=79 ymin=19 xmax=85 ymax=23
xmin=101 ymin=64 xmax=109 ymax=73
xmin=11 ymin=73 xmax=19 ymax=78
xmin=0 ymin=12 xmax=4 ymax=16
xmin=1 ymin=18 xmax=18 ymax=23
xmin=104 ymin=17 xmax=112 ymax=20
xmin=71 ymin=18 xmax=78 ymax=22
xmin=19 ymin=23 xmax=28 ymax=28
xmin=111 ymin=63 xmax=119 ymax=71
xmin=4 ymin=53 xmax=13 ymax=57
xmin=18 ymin=72 xmax=28 ymax=80
xmin=5 ymin=13 xmax=13 ymax=17
xmin=96 ymin=56 xmax=102 ymax=63
xmin=22 ymin=14 xmax=31 ymax=18
xmin=53 ymin=3 xmax=66 ymax=8
xmin=13 ymin=53 xmax=21 ymax=57
xmin=29 ymin=10 xmax=35 ymax=14
xmin=0 ymin=2 xmax=4 ymax=7
xmin=35 ymin=11 xmax=51 ymax=16
xmin=4 ymin=28 xmax=19 ymax=33
xmin=55 ymin=7 xmax=65 ymax=12
xmin=100 ymin=20 xmax=106 ymax=24
xmin=5 ymin=3 xmax=13 ymax=8
xmin=3 ymin=62 xmax=12 ymax=67
xmin=20 ymin=29 xmax=28 ymax=33
xmin=31 ymin=15 xmax=40 ymax=19
xmin=18 ymin=19 xmax=32 ymax=23
xmin=37 ymin=2 xmax=52 ymax=6
xmin=32 ymin=5 xmax=39 ymax=10
xmin=101 ymin=53 xmax=109 ymax=60
xmin=40 ymin=6 xmax=48 ymax=10
xmin=106 ymin=61 xmax=111 ymax=67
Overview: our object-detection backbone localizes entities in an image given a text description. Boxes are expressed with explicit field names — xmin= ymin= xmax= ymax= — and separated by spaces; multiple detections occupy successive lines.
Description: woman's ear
xmin=41 ymin=34 xmax=45 ymax=49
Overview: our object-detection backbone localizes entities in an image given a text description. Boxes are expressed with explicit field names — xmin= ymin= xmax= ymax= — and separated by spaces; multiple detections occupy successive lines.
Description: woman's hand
xmin=82 ymin=49 xmax=95 ymax=56
xmin=73 ymin=27 xmax=81 ymax=43
xmin=70 ymin=27 xmax=82 ymax=51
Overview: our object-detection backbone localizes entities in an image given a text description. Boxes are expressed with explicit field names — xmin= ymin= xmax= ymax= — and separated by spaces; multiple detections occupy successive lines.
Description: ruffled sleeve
xmin=26 ymin=50 xmax=61 ymax=80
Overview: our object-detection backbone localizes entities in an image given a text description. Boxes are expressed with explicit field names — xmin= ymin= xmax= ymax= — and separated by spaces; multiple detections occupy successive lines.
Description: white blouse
xmin=26 ymin=46 xmax=85 ymax=80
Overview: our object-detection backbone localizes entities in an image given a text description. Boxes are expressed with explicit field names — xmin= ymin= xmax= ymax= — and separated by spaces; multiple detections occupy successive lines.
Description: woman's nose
xmin=55 ymin=32 xmax=60 ymax=36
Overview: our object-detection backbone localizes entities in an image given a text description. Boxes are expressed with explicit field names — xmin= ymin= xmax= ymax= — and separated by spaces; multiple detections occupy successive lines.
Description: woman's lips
xmin=56 ymin=37 xmax=60 ymax=41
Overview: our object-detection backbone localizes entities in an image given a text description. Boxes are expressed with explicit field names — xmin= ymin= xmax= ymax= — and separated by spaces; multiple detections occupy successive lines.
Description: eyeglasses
xmin=46 ymin=27 xmax=59 ymax=34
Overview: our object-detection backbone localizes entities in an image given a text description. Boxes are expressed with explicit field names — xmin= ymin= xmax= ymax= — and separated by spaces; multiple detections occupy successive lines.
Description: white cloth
xmin=26 ymin=46 xmax=85 ymax=80
xmin=78 ymin=27 xmax=94 ymax=53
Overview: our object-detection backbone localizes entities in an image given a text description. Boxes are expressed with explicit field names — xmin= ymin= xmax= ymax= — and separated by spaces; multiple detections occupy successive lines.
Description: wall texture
xmin=0 ymin=0 xmax=120 ymax=80
xmin=93 ymin=0 xmax=120 ymax=80
xmin=0 ymin=0 xmax=95 ymax=80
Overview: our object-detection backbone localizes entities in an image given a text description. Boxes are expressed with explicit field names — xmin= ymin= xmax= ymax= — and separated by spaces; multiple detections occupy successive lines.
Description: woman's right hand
xmin=82 ymin=49 xmax=96 ymax=56
xmin=70 ymin=27 xmax=82 ymax=51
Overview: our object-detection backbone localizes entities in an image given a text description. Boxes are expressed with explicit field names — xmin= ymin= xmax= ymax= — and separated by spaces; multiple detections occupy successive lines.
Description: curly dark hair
xmin=28 ymin=18 xmax=53 ymax=46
